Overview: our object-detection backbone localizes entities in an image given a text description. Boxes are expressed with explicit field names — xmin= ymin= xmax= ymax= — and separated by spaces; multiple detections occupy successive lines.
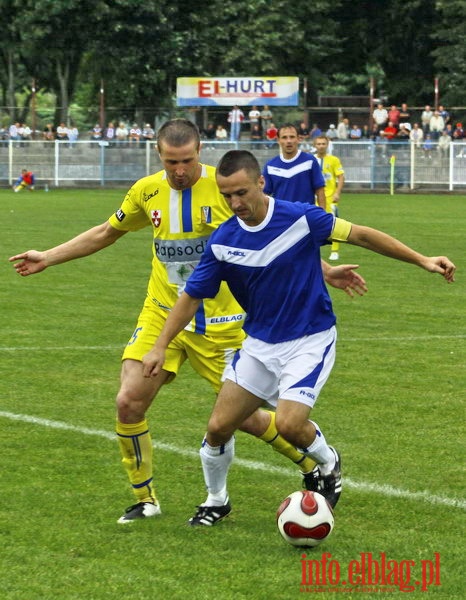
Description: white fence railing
xmin=2 ymin=139 xmax=466 ymax=190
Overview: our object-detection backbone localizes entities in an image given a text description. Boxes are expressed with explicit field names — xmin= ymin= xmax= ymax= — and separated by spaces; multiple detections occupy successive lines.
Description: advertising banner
xmin=176 ymin=77 xmax=299 ymax=106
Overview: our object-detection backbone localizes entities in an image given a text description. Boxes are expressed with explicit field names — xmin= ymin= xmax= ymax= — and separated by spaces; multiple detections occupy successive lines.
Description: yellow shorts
xmin=122 ymin=296 xmax=245 ymax=393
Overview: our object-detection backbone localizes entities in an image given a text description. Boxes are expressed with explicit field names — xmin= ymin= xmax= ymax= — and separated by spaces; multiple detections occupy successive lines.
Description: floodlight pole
xmin=31 ymin=79 xmax=37 ymax=140
xmin=434 ymin=77 xmax=439 ymax=109
xmin=100 ymin=79 xmax=105 ymax=130
xmin=369 ymin=77 xmax=374 ymax=131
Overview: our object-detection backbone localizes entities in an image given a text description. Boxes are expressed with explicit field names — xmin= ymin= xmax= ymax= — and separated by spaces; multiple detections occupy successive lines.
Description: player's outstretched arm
xmin=322 ymin=261 xmax=368 ymax=298
xmin=9 ymin=222 xmax=126 ymax=276
xmin=143 ymin=292 xmax=202 ymax=378
xmin=347 ymin=224 xmax=456 ymax=283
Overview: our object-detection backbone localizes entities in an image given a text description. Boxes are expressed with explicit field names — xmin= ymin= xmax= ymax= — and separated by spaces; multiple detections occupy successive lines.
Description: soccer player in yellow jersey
xmin=9 ymin=119 xmax=367 ymax=524
xmin=314 ymin=135 xmax=345 ymax=261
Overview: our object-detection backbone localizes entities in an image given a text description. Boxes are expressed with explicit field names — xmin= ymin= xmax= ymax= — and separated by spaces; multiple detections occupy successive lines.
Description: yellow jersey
xmin=108 ymin=164 xmax=245 ymax=336
xmin=320 ymin=154 xmax=344 ymax=199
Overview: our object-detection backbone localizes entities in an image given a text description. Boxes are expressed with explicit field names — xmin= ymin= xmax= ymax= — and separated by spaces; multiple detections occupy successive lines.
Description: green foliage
xmin=1 ymin=0 xmax=466 ymax=128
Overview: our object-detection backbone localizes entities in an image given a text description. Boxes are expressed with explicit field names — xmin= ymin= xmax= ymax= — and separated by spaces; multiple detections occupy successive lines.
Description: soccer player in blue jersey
xmin=9 ymin=120 xmax=367 ymax=525
xmin=262 ymin=123 xmax=326 ymax=208
xmin=143 ymin=150 xmax=456 ymax=526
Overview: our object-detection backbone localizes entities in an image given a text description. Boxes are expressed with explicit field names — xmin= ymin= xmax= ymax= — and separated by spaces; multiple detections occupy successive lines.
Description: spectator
xmin=399 ymin=103 xmax=411 ymax=125
xmin=215 ymin=124 xmax=228 ymax=141
xmin=142 ymin=123 xmax=155 ymax=142
xmin=362 ymin=124 xmax=371 ymax=139
xmin=452 ymin=122 xmax=465 ymax=157
xmin=250 ymin=123 xmax=262 ymax=148
xmin=116 ymin=122 xmax=128 ymax=143
xmin=383 ymin=121 xmax=398 ymax=140
xmin=68 ymin=124 xmax=79 ymax=145
xmin=409 ymin=123 xmax=424 ymax=148
xmin=438 ymin=130 xmax=451 ymax=158
xmin=104 ymin=122 xmax=116 ymax=142
xmin=326 ymin=124 xmax=338 ymax=140
xmin=421 ymin=105 xmax=433 ymax=136
xmin=260 ymin=105 xmax=273 ymax=132
xmin=265 ymin=122 xmax=278 ymax=148
xmin=372 ymin=103 xmax=388 ymax=132
xmin=13 ymin=168 xmax=35 ymax=192
xmin=202 ymin=123 xmax=216 ymax=148
xmin=227 ymin=105 xmax=244 ymax=142
xmin=438 ymin=105 xmax=450 ymax=126
xmin=19 ymin=123 xmax=32 ymax=142
xmin=248 ymin=106 xmax=261 ymax=129
xmin=429 ymin=111 xmax=445 ymax=141
xmin=388 ymin=104 xmax=400 ymax=129
xmin=297 ymin=121 xmax=310 ymax=148
xmin=423 ymin=134 xmax=434 ymax=159
xmin=43 ymin=123 xmax=55 ymax=141
xmin=9 ymin=122 xmax=20 ymax=141
xmin=444 ymin=123 xmax=454 ymax=138
xmin=349 ymin=124 xmax=362 ymax=140
xmin=309 ymin=123 xmax=322 ymax=140
xmin=90 ymin=123 xmax=102 ymax=140
xmin=336 ymin=117 xmax=349 ymax=140
xmin=129 ymin=123 xmax=141 ymax=144
xmin=56 ymin=122 xmax=69 ymax=141
xmin=396 ymin=124 xmax=411 ymax=140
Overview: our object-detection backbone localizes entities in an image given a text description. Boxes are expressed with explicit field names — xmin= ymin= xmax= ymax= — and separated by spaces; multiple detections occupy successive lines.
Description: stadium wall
xmin=2 ymin=140 xmax=466 ymax=192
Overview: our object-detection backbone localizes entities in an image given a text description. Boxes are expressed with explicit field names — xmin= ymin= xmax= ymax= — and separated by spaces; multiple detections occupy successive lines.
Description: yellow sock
xmin=259 ymin=410 xmax=316 ymax=473
xmin=331 ymin=240 xmax=340 ymax=252
xmin=116 ymin=419 xmax=158 ymax=505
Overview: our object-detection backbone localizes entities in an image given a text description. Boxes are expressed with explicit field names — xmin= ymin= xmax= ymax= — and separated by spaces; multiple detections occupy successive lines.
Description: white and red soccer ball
xmin=276 ymin=490 xmax=334 ymax=547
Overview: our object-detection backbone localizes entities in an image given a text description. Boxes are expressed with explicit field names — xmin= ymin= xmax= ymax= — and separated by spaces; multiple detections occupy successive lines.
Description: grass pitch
xmin=1 ymin=188 xmax=465 ymax=599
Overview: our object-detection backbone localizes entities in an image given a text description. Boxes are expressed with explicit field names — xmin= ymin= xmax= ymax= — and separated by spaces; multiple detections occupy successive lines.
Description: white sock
xmin=302 ymin=421 xmax=335 ymax=474
xmin=199 ymin=436 xmax=235 ymax=506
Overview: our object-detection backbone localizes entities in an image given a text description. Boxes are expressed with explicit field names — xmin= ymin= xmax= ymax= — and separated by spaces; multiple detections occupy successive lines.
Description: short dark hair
xmin=157 ymin=118 xmax=200 ymax=151
xmin=217 ymin=150 xmax=261 ymax=179
xmin=277 ymin=123 xmax=299 ymax=137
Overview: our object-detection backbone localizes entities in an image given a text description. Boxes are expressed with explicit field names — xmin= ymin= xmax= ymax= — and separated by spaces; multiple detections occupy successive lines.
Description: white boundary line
xmin=1 ymin=334 xmax=465 ymax=352
xmin=1 ymin=410 xmax=464 ymax=511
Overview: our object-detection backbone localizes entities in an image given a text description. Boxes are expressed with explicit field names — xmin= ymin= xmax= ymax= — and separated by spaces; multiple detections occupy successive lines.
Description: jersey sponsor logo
xmin=206 ymin=314 xmax=245 ymax=324
xmin=115 ymin=209 xmax=126 ymax=222
xmin=151 ymin=209 xmax=162 ymax=227
xmin=143 ymin=188 xmax=159 ymax=202
xmin=201 ymin=206 xmax=212 ymax=223
xmin=227 ymin=250 xmax=246 ymax=257
xmin=154 ymin=236 xmax=210 ymax=262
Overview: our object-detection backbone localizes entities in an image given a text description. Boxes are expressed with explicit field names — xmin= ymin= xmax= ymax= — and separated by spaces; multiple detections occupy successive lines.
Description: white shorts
xmin=222 ymin=326 xmax=336 ymax=408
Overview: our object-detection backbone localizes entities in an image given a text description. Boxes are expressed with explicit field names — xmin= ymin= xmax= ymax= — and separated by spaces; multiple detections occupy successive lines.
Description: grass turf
xmin=1 ymin=188 xmax=465 ymax=599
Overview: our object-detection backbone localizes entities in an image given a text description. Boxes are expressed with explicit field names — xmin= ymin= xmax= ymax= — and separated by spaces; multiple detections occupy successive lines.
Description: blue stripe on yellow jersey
xmin=108 ymin=164 xmax=245 ymax=336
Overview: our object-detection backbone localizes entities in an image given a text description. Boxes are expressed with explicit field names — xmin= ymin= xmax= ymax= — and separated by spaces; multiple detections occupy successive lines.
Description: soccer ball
xmin=276 ymin=490 xmax=334 ymax=547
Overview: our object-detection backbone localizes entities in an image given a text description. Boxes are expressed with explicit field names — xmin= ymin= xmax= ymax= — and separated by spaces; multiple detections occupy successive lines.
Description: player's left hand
xmin=423 ymin=256 xmax=456 ymax=283
xmin=326 ymin=264 xmax=368 ymax=297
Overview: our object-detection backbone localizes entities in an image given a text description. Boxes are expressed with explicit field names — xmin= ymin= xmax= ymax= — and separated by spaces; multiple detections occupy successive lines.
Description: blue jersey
xmin=185 ymin=198 xmax=338 ymax=344
xmin=262 ymin=150 xmax=325 ymax=203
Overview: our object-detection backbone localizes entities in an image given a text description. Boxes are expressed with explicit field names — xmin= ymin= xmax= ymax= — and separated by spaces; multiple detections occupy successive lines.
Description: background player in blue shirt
xmin=262 ymin=123 xmax=326 ymax=208
xmin=143 ymin=150 xmax=456 ymax=527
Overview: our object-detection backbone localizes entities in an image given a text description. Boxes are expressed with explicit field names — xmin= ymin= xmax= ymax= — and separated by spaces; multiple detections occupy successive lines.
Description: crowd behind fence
xmin=2 ymin=139 xmax=466 ymax=191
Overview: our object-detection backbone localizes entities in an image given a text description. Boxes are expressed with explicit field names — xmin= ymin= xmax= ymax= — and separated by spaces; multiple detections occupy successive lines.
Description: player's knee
xmin=116 ymin=388 xmax=150 ymax=422
xmin=207 ymin=413 xmax=235 ymax=443
xmin=275 ymin=413 xmax=299 ymax=442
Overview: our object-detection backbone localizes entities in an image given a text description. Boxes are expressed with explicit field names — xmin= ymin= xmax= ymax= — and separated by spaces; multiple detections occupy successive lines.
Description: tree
xmin=432 ymin=0 xmax=466 ymax=106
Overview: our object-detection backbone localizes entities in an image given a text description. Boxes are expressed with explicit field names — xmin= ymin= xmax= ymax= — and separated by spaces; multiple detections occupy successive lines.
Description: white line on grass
xmin=1 ymin=334 xmax=465 ymax=352
xmin=1 ymin=410 xmax=465 ymax=511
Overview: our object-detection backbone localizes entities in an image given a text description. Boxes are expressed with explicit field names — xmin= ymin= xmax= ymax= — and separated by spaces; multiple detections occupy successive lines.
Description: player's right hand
xmin=142 ymin=347 xmax=166 ymax=378
xmin=9 ymin=250 xmax=48 ymax=276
